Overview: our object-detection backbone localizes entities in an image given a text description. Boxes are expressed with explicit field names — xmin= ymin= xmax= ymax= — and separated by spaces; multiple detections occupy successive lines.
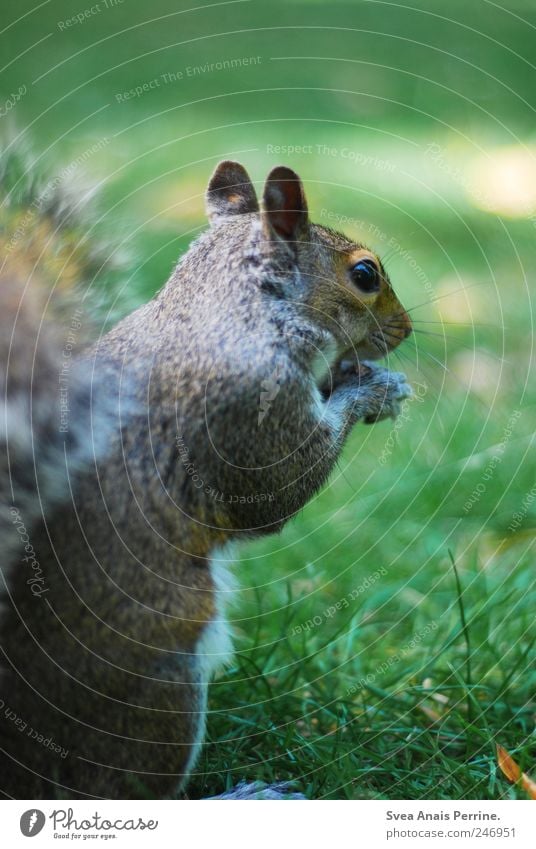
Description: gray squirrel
xmin=0 ymin=159 xmax=412 ymax=799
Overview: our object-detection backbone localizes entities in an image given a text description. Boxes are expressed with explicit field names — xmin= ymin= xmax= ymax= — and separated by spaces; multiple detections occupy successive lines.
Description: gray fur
xmin=0 ymin=161 xmax=412 ymax=799
xmin=209 ymin=781 xmax=306 ymax=800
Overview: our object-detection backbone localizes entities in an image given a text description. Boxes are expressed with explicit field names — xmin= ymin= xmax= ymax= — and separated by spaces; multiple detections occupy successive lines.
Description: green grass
xmin=184 ymin=411 xmax=535 ymax=799
xmin=2 ymin=0 xmax=535 ymax=800
xmin=188 ymin=523 xmax=535 ymax=799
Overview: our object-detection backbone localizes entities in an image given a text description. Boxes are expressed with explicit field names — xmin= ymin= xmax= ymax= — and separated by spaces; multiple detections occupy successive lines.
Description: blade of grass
xmin=448 ymin=549 xmax=473 ymax=727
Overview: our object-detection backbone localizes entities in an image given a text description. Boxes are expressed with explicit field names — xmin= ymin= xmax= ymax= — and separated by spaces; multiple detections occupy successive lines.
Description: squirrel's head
xmin=206 ymin=161 xmax=412 ymax=361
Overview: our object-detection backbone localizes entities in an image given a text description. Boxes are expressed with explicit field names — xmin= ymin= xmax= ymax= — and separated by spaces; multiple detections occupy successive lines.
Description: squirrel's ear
xmin=261 ymin=166 xmax=308 ymax=243
xmin=206 ymin=161 xmax=259 ymax=223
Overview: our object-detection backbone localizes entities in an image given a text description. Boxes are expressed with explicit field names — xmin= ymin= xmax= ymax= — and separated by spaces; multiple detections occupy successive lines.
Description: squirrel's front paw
xmin=326 ymin=362 xmax=412 ymax=427
xmin=358 ymin=362 xmax=413 ymax=423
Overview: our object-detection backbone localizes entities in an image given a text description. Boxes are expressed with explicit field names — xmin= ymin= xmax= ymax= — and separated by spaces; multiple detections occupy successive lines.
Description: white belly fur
xmin=197 ymin=544 xmax=237 ymax=682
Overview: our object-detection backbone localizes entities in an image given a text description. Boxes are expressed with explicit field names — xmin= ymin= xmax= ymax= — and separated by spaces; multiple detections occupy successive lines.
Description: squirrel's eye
xmin=350 ymin=259 xmax=381 ymax=294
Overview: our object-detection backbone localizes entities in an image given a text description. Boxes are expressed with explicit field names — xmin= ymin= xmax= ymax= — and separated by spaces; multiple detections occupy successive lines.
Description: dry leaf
xmin=496 ymin=744 xmax=536 ymax=799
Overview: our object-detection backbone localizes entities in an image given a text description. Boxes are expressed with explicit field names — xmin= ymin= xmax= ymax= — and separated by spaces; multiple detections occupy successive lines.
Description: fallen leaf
xmin=496 ymin=744 xmax=536 ymax=799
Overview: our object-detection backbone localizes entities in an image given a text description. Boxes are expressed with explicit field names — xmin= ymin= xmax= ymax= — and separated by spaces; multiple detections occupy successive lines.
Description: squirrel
xmin=0 ymin=157 xmax=412 ymax=800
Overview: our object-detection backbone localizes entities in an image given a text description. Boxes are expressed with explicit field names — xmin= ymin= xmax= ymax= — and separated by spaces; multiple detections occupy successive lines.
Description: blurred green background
xmin=1 ymin=0 xmax=535 ymax=799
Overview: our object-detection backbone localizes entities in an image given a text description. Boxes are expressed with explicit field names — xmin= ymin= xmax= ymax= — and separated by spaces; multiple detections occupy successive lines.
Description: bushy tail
xmin=0 ymin=265 xmax=115 ymax=571
xmin=0 ymin=139 xmax=128 ymax=569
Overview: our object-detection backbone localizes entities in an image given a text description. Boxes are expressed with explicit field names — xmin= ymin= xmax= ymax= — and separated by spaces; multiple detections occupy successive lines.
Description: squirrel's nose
xmin=398 ymin=310 xmax=412 ymax=339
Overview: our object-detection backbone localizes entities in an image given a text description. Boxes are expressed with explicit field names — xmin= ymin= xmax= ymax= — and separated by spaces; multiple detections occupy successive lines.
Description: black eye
xmin=350 ymin=259 xmax=380 ymax=293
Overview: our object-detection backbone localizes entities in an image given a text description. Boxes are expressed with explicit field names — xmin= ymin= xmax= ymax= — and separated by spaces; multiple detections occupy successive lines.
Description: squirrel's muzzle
xmin=362 ymin=309 xmax=412 ymax=359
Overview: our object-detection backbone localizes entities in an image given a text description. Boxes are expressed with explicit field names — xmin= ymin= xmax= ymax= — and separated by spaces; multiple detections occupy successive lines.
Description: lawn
xmin=1 ymin=0 xmax=535 ymax=799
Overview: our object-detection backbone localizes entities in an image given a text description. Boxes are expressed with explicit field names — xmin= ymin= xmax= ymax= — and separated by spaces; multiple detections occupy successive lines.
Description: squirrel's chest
xmin=310 ymin=333 xmax=339 ymax=386
xmin=195 ymin=545 xmax=236 ymax=681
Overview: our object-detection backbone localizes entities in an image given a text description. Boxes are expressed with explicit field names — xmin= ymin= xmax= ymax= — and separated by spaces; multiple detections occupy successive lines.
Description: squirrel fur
xmin=0 ymin=157 xmax=412 ymax=799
